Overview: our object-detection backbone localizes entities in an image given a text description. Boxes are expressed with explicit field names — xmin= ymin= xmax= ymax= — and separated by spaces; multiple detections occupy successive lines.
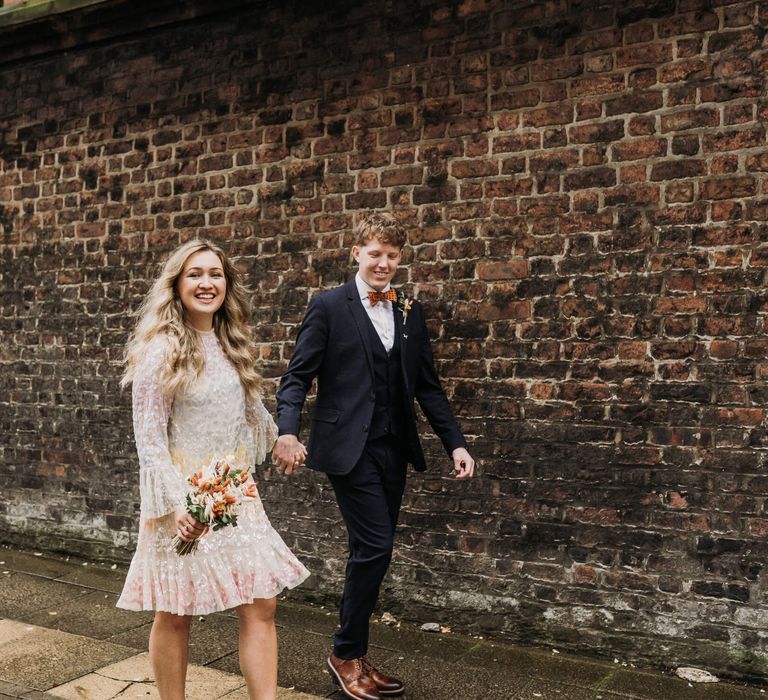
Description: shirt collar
xmin=355 ymin=273 xmax=391 ymax=302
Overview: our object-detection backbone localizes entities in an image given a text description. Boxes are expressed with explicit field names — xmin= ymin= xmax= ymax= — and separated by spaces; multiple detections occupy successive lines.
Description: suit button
xmin=363 ymin=425 xmax=369 ymax=433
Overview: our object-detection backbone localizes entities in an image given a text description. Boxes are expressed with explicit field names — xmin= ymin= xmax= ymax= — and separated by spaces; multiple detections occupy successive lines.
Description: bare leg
xmin=149 ymin=611 xmax=192 ymax=700
xmin=236 ymin=598 xmax=278 ymax=700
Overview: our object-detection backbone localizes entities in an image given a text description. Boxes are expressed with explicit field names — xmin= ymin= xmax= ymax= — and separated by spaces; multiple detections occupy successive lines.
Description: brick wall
xmin=2 ymin=0 xmax=768 ymax=679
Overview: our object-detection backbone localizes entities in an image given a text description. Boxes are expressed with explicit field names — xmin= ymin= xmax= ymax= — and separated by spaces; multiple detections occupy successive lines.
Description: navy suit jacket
xmin=276 ymin=278 xmax=467 ymax=475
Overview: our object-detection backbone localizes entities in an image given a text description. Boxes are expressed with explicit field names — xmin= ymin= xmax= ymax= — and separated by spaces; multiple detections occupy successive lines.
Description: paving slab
xmin=209 ymin=624 xmax=332 ymax=696
xmin=186 ymin=613 xmax=243 ymax=665
xmin=523 ymin=649 xmax=618 ymax=689
xmin=52 ymin=652 xmax=246 ymax=700
xmin=0 ymin=620 xmax=40 ymax=646
xmin=603 ymin=668 xmax=767 ymax=699
xmin=0 ymin=573 xmax=91 ymax=622
xmin=54 ymin=563 xmax=127 ymax=595
xmin=275 ymin=600 xmax=338 ymax=637
xmin=24 ymin=590 xmax=152 ymax=641
xmin=0 ymin=679 xmax=61 ymax=700
xmin=371 ymin=652 xmax=535 ymax=700
xmin=0 ymin=552 xmax=72 ymax=580
xmin=367 ymin=617 xmax=480 ymax=660
xmin=220 ymin=687 xmax=327 ymax=700
xmin=0 ymin=625 xmax=135 ymax=690
xmin=49 ymin=672 xmax=131 ymax=700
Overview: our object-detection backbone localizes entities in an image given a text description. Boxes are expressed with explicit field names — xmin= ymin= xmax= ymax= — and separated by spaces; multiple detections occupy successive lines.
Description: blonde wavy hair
xmin=121 ymin=240 xmax=262 ymax=402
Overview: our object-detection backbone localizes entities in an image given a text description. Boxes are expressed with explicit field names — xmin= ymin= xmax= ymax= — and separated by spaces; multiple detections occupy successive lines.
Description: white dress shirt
xmin=355 ymin=273 xmax=395 ymax=353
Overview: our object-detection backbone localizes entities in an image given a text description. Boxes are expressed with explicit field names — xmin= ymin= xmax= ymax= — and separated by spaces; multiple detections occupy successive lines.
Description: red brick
xmin=564 ymin=167 xmax=616 ymax=190
xmin=616 ymin=44 xmax=673 ymax=68
xmin=484 ymin=179 xmax=533 ymax=197
xmin=380 ymin=167 xmax=424 ymax=186
xmin=531 ymin=58 xmax=584 ymax=82
xmin=522 ymin=104 xmax=574 ymax=127
xmin=710 ymin=340 xmax=738 ymax=359
xmin=612 ymin=139 xmax=667 ymax=161
xmin=492 ymin=133 xmax=541 ymax=153
xmin=702 ymin=129 xmax=765 ymax=153
xmin=605 ymin=91 xmax=663 ymax=117
xmin=569 ymin=120 xmax=624 ymax=144
xmin=651 ymin=160 xmax=707 ymax=181
xmin=491 ymin=88 xmax=540 ymax=110
xmin=659 ymin=58 xmax=712 ymax=84
xmin=477 ymin=259 xmax=528 ymax=280
xmin=701 ymin=177 xmax=756 ymax=200
xmin=660 ymin=109 xmax=719 ymax=133
xmin=657 ymin=11 xmax=719 ymax=38
xmin=451 ymin=160 xmax=499 ymax=178
xmin=570 ymin=73 xmax=625 ymax=97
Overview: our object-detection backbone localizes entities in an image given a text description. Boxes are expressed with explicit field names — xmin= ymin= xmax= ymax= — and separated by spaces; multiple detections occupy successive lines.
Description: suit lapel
xmin=393 ymin=301 xmax=409 ymax=387
xmin=345 ymin=278 xmax=376 ymax=383
xmin=393 ymin=302 xmax=407 ymax=350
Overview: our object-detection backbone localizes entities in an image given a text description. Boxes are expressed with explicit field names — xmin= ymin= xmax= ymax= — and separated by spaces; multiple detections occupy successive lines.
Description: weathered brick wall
xmin=2 ymin=0 xmax=768 ymax=678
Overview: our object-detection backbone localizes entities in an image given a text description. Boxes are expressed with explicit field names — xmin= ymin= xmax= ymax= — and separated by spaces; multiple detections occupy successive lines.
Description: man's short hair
xmin=353 ymin=212 xmax=408 ymax=249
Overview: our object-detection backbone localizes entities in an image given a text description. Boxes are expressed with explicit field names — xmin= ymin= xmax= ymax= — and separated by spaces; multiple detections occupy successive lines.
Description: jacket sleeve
xmin=276 ymin=295 xmax=329 ymax=436
xmin=131 ymin=337 xmax=188 ymax=520
xmin=413 ymin=304 xmax=467 ymax=456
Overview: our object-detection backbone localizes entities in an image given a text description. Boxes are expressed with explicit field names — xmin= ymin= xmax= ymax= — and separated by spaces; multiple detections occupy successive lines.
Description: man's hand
xmin=272 ymin=434 xmax=307 ymax=476
xmin=452 ymin=447 xmax=475 ymax=480
xmin=174 ymin=506 xmax=207 ymax=542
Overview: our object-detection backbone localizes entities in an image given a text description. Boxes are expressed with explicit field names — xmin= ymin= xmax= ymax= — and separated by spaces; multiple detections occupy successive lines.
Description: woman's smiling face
xmin=176 ymin=249 xmax=227 ymax=330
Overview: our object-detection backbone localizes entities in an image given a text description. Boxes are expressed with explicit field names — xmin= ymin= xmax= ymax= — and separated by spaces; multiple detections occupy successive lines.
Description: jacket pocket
xmin=312 ymin=406 xmax=341 ymax=423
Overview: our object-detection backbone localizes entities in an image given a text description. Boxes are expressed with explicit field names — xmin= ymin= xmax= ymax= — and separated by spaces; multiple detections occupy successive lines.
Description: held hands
xmin=272 ymin=434 xmax=308 ymax=476
xmin=174 ymin=506 xmax=207 ymax=543
xmin=452 ymin=447 xmax=475 ymax=480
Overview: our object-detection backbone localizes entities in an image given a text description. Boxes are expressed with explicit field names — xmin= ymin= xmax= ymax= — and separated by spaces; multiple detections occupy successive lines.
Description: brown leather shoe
xmin=327 ymin=654 xmax=382 ymax=700
xmin=362 ymin=657 xmax=405 ymax=696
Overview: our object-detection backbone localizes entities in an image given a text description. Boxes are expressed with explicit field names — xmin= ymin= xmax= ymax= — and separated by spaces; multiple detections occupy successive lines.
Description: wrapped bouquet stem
xmin=172 ymin=454 xmax=259 ymax=556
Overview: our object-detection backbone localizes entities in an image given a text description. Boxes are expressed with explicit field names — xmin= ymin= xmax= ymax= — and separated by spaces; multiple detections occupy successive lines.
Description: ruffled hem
xmin=117 ymin=568 xmax=310 ymax=616
xmin=117 ymin=502 xmax=310 ymax=616
xmin=116 ymin=541 xmax=310 ymax=615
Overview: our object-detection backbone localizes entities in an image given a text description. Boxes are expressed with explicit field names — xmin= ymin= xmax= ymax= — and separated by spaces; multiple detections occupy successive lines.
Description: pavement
xmin=0 ymin=546 xmax=766 ymax=700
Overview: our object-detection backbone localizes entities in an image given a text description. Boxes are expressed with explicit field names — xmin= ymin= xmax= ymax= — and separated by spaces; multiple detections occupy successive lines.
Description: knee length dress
xmin=117 ymin=330 xmax=309 ymax=616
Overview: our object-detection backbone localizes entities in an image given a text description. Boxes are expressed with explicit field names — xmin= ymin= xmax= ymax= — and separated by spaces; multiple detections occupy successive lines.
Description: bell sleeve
xmin=131 ymin=337 xmax=187 ymax=520
xmin=245 ymin=394 xmax=279 ymax=467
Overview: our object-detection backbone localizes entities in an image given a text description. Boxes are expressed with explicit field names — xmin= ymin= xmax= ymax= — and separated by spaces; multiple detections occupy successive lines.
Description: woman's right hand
xmin=174 ymin=506 xmax=207 ymax=542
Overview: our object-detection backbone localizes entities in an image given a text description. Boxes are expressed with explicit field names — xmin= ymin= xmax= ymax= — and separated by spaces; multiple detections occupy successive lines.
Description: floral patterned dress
xmin=117 ymin=330 xmax=309 ymax=616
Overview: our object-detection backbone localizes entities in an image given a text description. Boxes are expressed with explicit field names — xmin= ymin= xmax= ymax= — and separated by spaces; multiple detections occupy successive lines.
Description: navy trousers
xmin=327 ymin=435 xmax=408 ymax=659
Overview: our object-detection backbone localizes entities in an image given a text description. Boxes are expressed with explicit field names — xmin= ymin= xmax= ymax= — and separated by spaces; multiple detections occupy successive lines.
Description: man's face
xmin=352 ymin=238 xmax=402 ymax=291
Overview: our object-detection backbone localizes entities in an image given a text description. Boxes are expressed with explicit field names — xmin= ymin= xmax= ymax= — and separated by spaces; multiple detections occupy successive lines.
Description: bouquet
xmin=172 ymin=454 xmax=259 ymax=556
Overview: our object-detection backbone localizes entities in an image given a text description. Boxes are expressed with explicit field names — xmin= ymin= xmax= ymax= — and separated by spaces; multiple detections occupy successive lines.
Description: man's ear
xmin=351 ymin=245 xmax=360 ymax=262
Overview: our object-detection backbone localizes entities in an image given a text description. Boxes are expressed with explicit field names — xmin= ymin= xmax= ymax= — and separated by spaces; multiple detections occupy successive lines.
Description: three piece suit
xmin=276 ymin=275 xmax=467 ymax=658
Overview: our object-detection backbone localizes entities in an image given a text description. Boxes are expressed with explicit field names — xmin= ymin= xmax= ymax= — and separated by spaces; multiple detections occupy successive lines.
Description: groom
xmin=273 ymin=212 xmax=475 ymax=700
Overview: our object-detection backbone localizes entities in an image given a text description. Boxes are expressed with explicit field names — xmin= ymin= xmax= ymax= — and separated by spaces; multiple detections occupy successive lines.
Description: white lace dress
xmin=117 ymin=331 xmax=309 ymax=615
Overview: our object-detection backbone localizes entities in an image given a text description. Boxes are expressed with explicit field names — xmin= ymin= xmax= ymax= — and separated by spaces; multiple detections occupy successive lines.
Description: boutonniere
xmin=395 ymin=290 xmax=413 ymax=324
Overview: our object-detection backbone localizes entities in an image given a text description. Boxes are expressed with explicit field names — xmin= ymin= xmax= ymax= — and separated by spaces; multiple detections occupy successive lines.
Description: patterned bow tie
xmin=367 ymin=289 xmax=397 ymax=306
